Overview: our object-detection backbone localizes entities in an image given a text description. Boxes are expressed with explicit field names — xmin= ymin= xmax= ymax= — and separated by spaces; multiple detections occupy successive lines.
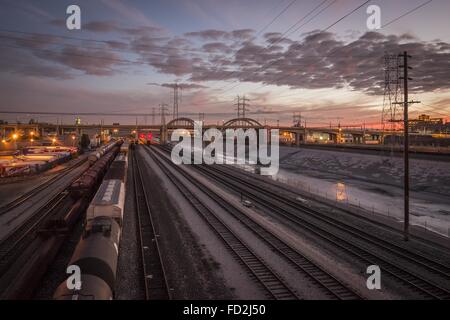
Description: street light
xmin=12 ymin=133 xmax=18 ymax=140
xmin=52 ymin=138 xmax=57 ymax=144
xmin=71 ymin=135 xmax=76 ymax=147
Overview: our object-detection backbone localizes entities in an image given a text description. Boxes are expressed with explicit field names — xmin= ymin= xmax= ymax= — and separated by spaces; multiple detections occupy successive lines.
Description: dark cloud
xmin=148 ymin=82 xmax=208 ymax=90
xmin=185 ymin=29 xmax=229 ymax=40
xmin=3 ymin=22 xmax=449 ymax=97
xmin=202 ymin=42 xmax=231 ymax=53
xmin=0 ymin=33 xmax=126 ymax=77
xmin=84 ymin=21 xmax=120 ymax=33
xmin=185 ymin=31 xmax=450 ymax=95
xmin=0 ymin=46 xmax=71 ymax=79
xmin=231 ymin=29 xmax=254 ymax=40
xmin=49 ymin=19 xmax=65 ymax=27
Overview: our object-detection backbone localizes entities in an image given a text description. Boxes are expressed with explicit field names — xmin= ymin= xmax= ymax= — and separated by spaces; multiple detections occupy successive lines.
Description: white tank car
xmin=86 ymin=179 xmax=125 ymax=226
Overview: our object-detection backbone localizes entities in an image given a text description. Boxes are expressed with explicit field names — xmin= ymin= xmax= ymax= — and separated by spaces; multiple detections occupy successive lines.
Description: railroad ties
xmin=144 ymin=145 xmax=300 ymax=300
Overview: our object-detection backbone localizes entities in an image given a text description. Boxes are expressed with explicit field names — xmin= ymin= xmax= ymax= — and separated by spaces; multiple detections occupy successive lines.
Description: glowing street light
xmin=52 ymin=138 xmax=57 ymax=144
xmin=12 ymin=133 xmax=18 ymax=140
xmin=1 ymin=139 xmax=6 ymax=144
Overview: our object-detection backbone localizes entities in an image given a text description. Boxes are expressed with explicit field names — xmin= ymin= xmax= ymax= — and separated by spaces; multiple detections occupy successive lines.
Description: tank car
xmin=53 ymin=216 xmax=120 ymax=300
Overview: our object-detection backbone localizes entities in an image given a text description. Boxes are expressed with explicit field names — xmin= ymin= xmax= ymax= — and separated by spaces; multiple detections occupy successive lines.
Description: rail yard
xmin=1 ymin=1 xmax=450 ymax=313
xmin=1 ymin=137 xmax=449 ymax=301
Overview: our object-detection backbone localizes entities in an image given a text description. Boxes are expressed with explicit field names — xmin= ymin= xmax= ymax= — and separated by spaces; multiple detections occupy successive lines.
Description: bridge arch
xmin=222 ymin=118 xmax=263 ymax=128
xmin=166 ymin=117 xmax=196 ymax=129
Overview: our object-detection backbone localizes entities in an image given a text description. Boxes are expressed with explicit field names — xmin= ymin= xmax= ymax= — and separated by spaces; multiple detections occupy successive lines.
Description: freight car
xmin=88 ymin=140 xmax=123 ymax=164
xmin=69 ymin=146 xmax=120 ymax=200
xmin=86 ymin=179 xmax=125 ymax=226
xmin=53 ymin=145 xmax=127 ymax=300
xmin=103 ymin=154 xmax=127 ymax=182
xmin=53 ymin=216 xmax=120 ymax=300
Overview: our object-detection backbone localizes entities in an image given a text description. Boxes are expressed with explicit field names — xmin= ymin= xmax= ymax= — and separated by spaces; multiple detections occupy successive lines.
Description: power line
xmin=256 ymin=0 xmax=299 ymax=36
xmin=213 ymin=0 xmax=338 ymax=94
xmin=382 ymin=0 xmax=434 ymax=28
xmin=206 ymin=0 xmax=433 ymax=103
xmin=201 ymin=0 xmax=311 ymax=91
xmin=412 ymin=102 xmax=450 ymax=118
xmin=216 ymin=0 xmax=370 ymax=96
xmin=229 ymin=0 xmax=434 ymax=98
xmin=188 ymin=0 xmax=337 ymax=105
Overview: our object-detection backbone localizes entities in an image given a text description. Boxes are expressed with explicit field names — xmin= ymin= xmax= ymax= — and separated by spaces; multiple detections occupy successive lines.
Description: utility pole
xmin=394 ymin=51 xmax=420 ymax=241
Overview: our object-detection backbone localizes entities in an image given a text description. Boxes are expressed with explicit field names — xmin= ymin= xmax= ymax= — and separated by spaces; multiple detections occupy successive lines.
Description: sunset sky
xmin=0 ymin=0 xmax=449 ymax=126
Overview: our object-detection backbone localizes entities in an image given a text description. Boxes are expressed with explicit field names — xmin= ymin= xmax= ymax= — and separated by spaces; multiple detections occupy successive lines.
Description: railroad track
xmin=131 ymin=148 xmax=172 ymax=300
xmin=0 ymin=191 xmax=69 ymax=278
xmin=0 ymin=157 xmax=87 ymax=215
xmin=145 ymin=146 xmax=363 ymax=299
xmin=185 ymin=160 xmax=450 ymax=299
xmin=211 ymin=158 xmax=450 ymax=253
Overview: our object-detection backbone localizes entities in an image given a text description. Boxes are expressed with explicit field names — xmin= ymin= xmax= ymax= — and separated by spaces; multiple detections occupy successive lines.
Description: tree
xmin=80 ymin=134 xmax=90 ymax=149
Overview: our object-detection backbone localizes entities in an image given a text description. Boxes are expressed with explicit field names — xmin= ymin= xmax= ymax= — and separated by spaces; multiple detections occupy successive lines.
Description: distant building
xmin=409 ymin=114 xmax=449 ymax=134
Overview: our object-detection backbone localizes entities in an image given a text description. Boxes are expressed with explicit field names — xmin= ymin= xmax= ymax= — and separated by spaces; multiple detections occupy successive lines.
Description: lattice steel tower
xmin=381 ymin=54 xmax=403 ymax=137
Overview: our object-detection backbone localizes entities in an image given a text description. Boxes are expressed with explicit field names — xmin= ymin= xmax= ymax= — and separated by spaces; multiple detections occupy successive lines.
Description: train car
xmin=103 ymin=154 xmax=127 ymax=183
xmin=88 ymin=140 xmax=123 ymax=165
xmin=69 ymin=146 xmax=120 ymax=199
xmin=53 ymin=216 xmax=120 ymax=300
xmin=53 ymin=274 xmax=113 ymax=300
xmin=120 ymin=142 xmax=129 ymax=155
xmin=86 ymin=179 xmax=125 ymax=226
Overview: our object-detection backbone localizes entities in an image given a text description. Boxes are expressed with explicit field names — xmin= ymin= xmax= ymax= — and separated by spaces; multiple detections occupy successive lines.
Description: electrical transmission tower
xmin=172 ymin=83 xmax=181 ymax=120
xmin=241 ymin=95 xmax=250 ymax=118
xmin=293 ymin=112 xmax=302 ymax=127
xmin=381 ymin=54 xmax=403 ymax=142
xmin=235 ymin=95 xmax=250 ymax=119
xmin=152 ymin=107 xmax=156 ymax=125
xmin=234 ymin=95 xmax=241 ymax=118
xmin=160 ymin=103 xmax=169 ymax=125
